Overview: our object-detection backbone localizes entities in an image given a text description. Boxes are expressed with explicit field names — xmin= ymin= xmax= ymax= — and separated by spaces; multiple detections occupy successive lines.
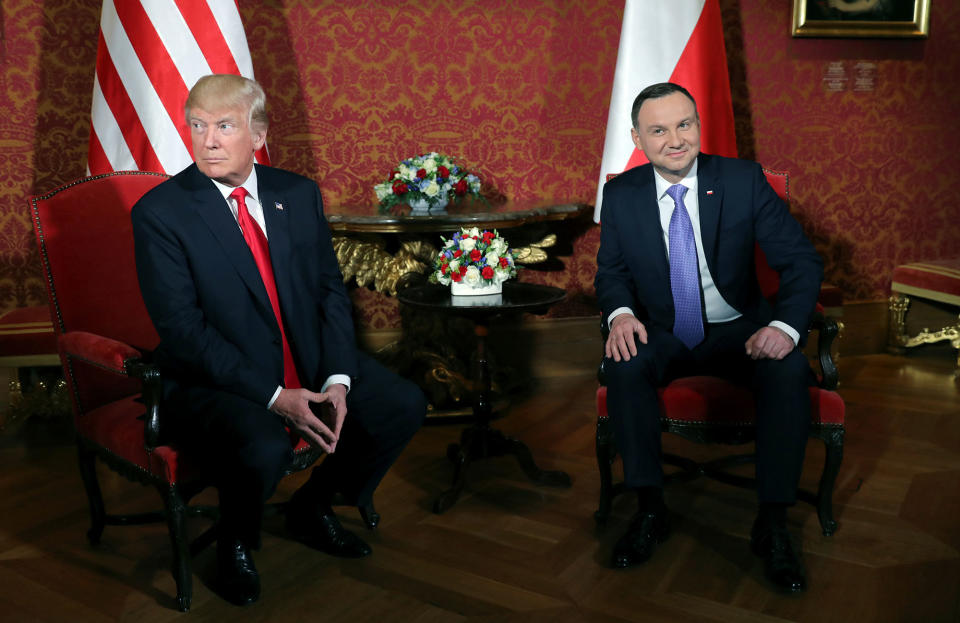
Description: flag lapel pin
xmin=274 ymin=202 xmax=284 ymax=211
xmin=706 ymin=190 xmax=714 ymax=195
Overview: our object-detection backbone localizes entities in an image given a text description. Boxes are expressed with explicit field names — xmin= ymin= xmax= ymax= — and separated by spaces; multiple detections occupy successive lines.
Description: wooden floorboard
xmin=0 ymin=352 xmax=958 ymax=622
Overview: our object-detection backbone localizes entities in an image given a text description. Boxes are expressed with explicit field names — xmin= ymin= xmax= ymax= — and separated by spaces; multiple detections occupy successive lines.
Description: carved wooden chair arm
xmin=810 ymin=311 xmax=840 ymax=391
xmin=59 ymin=330 xmax=163 ymax=449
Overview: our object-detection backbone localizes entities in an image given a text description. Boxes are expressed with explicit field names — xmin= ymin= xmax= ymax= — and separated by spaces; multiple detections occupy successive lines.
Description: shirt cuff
xmin=321 ymin=374 xmax=351 ymax=394
xmin=266 ymin=385 xmax=283 ymax=409
xmin=607 ymin=306 xmax=634 ymax=328
xmin=769 ymin=320 xmax=800 ymax=346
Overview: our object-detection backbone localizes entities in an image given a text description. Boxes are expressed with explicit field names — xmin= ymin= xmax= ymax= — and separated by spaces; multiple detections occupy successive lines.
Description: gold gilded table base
xmin=887 ymin=293 xmax=960 ymax=373
xmin=333 ymin=233 xmax=558 ymax=296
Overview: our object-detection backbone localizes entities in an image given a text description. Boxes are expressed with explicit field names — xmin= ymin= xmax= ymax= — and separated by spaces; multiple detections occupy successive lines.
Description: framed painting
xmin=791 ymin=0 xmax=930 ymax=38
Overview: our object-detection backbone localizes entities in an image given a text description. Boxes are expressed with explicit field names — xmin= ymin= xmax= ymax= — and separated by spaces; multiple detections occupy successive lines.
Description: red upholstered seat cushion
xmin=0 ymin=305 xmax=57 ymax=357
xmin=595 ymin=382 xmax=844 ymax=427
xmin=891 ymin=259 xmax=960 ymax=305
xmin=76 ymin=394 xmax=318 ymax=486
xmin=76 ymin=394 xmax=198 ymax=486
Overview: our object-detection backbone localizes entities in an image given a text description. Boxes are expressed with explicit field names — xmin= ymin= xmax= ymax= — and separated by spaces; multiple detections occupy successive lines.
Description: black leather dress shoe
xmin=751 ymin=518 xmax=807 ymax=592
xmin=611 ymin=510 xmax=670 ymax=568
xmin=287 ymin=509 xmax=372 ymax=558
xmin=216 ymin=539 xmax=260 ymax=606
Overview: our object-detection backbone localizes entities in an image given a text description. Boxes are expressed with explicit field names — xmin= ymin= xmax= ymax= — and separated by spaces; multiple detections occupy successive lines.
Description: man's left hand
xmin=745 ymin=326 xmax=794 ymax=360
xmin=318 ymin=383 xmax=348 ymax=452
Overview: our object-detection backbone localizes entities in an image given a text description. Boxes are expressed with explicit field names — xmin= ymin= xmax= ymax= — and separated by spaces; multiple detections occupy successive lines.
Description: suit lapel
xmin=186 ymin=166 xmax=274 ymax=318
xmin=256 ymin=167 xmax=296 ymax=320
xmin=630 ymin=168 xmax=671 ymax=291
xmin=697 ymin=155 xmax=723 ymax=273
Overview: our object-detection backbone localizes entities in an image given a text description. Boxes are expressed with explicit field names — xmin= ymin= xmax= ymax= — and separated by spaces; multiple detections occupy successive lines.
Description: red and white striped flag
xmin=87 ymin=0 xmax=268 ymax=176
xmin=594 ymin=0 xmax=736 ymax=222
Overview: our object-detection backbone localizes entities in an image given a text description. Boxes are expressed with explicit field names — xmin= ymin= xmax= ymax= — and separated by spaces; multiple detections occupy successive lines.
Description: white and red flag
xmin=594 ymin=0 xmax=736 ymax=222
xmin=87 ymin=0 xmax=268 ymax=176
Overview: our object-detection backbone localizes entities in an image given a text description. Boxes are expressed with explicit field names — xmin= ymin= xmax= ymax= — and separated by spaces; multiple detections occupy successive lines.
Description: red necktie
xmin=230 ymin=187 xmax=301 ymax=389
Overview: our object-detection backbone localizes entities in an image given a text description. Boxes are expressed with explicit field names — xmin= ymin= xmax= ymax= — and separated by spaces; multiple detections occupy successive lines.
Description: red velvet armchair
xmin=29 ymin=172 xmax=327 ymax=611
xmin=594 ymin=169 xmax=846 ymax=536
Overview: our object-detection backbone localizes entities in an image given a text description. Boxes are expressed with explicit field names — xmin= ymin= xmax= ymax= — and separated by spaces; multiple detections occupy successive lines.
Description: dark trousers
xmin=603 ymin=317 xmax=812 ymax=504
xmin=167 ymin=352 xmax=426 ymax=546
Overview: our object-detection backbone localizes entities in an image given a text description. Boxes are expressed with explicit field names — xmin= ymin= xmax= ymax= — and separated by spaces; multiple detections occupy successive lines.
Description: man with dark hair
xmin=595 ymin=82 xmax=822 ymax=592
xmin=132 ymin=74 xmax=426 ymax=606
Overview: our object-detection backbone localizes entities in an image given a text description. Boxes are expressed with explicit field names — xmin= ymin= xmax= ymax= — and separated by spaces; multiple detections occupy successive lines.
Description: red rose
xmin=459 ymin=265 xmax=467 ymax=275
xmin=392 ymin=181 xmax=408 ymax=195
xmin=451 ymin=271 xmax=462 ymax=282
xmin=453 ymin=179 xmax=468 ymax=195
xmin=437 ymin=166 xmax=450 ymax=178
xmin=470 ymin=249 xmax=482 ymax=262
xmin=441 ymin=262 xmax=448 ymax=275
xmin=416 ymin=168 xmax=427 ymax=179
xmin=453 ymin=249 xmax=462 ymax=258
xmin=389 ymin=169 xmax=399 ymax=179
xmin=482 ymin=266 xmax=494 ymax=280
xmin=499 ymin=257 xmax=509 ymax=267
xmin=482 ymin=231 xmax=494 ymax=243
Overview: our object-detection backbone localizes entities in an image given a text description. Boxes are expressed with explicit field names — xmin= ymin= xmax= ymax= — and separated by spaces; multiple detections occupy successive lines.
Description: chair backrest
xmin=755 ymin=168 xmax=790 ymax=300
xmin=30 ymin=171 xmax=169 ymax=411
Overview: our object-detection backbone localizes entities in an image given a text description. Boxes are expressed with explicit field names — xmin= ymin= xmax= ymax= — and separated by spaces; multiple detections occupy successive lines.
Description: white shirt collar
xmin=210 ymin=166 xmax=259 ymax=204
xmin=654 ymin=158 xmax=698 ymax=200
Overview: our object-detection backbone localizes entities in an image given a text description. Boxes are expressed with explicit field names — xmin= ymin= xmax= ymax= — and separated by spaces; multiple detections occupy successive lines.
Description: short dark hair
xmin=630 ymin=82 xmax=698 ymax=131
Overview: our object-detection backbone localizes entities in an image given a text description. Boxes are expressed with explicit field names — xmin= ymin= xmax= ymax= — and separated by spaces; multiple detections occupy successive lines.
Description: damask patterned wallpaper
xmin=2 ymin=0 xmax=958 ymax=330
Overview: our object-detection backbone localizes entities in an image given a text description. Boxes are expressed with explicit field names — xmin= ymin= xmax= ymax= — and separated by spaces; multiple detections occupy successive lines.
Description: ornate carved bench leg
xmin=887 ymin=294 xmax=910 ymax=354
xmin=815 ymin=425 xmax=844 ymax=537
xmin=161 ymin=484 xmax=192 ymax=612
xmin=595 ymin=417 xmax=615 ymax=525
xmin=76 ymin=439 xmax=105 ymax=545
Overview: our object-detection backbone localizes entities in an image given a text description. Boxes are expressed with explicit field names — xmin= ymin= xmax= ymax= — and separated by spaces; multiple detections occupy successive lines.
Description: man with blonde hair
xmin=132 ymin=74 xmax=425 ymax=606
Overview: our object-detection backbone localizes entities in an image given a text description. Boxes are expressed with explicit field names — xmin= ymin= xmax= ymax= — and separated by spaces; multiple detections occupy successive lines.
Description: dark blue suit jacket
xmin=595 ymin=154 xmax=823 ymax=337
xmin=132 ymin=163 xmax=357 ymax=406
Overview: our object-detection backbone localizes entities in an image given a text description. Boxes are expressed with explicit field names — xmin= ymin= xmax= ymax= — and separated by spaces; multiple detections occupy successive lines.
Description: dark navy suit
xmin=595 ymin=154 xmax=823 ymax=503
xmin=132 ymin=163 xmax=424 ymax=544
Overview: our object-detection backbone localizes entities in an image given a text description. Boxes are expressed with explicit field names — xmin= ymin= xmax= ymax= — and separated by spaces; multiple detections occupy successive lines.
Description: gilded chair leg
xmin=161 ymin=484 xmax=192 ymax=613
xmin=76 ymin=440 xmax=106 ymax=545
xmin=816 ymin=426 xmax=844 ymax=537
xmin=595 ymin=418 xmax=614 ymax=525
xmin=887 ymin=294 xmax=910 ymax=354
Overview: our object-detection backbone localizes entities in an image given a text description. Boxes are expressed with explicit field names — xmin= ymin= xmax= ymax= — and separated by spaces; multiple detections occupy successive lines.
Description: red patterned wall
xmin=1 ymin=1 xmax=958 ymax=330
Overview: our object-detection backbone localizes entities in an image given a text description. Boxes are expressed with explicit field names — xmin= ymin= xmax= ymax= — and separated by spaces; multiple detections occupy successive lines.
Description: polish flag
xmin=593 ymin=0 xmax=736 ymax=222
xmin=87 ymin=0 xmax=268 ymax=176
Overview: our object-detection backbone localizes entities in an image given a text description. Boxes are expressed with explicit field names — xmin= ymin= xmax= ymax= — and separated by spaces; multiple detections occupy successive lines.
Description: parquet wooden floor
xmin=0 ymin=353 xmax=958 ymax=622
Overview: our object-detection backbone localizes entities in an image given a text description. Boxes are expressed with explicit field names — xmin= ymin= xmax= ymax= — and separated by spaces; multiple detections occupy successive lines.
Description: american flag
xmin=87 ymin=0 xmax=269 ymax=175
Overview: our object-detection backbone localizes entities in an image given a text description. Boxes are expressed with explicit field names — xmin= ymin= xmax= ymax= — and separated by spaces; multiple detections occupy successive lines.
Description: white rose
xmin=460 ymin=237 xmax=477 ymax=253
xmin=424 ymin=181 xmax=440 ymax=197
xmin=493 ymin=269 xmax=510 ymax=285
xmin=464 ymin=265 xmax=481 ymax=286
xmin=485 ymin=251 xmax=500 ymax=267
xmin=443 ymin=239 xmax=455 ymax=249
xmin=489 ymin=238 xmax=507 ymax=255
xmin=374 ymin=184 xmax=391 ymax=201
xmin=448 ymin=259 xmax=459 ymax=273
xmin=423 ymin=158 xmax=437 ymax=173
xmin=465 ymin=227 xmax=480 ymax=239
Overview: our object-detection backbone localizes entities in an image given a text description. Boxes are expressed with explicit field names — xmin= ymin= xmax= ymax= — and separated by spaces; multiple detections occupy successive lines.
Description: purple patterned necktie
xmin=667 ymin=184 xmax=704 ymax=349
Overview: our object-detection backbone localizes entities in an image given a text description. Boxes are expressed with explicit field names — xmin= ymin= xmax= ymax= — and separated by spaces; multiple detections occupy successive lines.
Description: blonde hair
xmin=184 ymin=74 xmax=268 ymax=132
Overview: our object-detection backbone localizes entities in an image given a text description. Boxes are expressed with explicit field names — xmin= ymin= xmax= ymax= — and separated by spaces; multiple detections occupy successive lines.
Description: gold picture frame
xmin=792 ymin=0 xmax=930 ymax=38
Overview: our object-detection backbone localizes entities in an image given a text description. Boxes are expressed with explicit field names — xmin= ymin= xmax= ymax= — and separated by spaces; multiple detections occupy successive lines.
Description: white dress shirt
xmin=213 ymin=168 xmax=351 ymax=407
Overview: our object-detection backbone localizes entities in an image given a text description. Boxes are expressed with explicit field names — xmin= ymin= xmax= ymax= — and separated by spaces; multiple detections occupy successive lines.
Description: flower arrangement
xmin=431 ymin=227 xmax=517 ymax=290
xmin=374 ymin=152 xmax=482 ymax=211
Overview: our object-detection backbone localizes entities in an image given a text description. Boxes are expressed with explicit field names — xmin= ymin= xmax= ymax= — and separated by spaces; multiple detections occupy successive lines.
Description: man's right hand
xmin=605 ymin=314 xmax=648 ymax=362
xmin=269 ymin=388 xmax=339 ymax=453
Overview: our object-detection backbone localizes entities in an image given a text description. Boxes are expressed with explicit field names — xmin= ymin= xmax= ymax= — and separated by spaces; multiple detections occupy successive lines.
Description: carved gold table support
xmin=332 ymin=232 xmax=559 ymax=295
xmin=887 ymin=293 xmax=960 ymax=372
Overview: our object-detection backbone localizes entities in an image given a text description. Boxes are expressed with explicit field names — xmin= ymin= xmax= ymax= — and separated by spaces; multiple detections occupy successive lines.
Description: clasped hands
xmin=270 ymin=384 xmax=347 ymax=453
xmin=605 ymin=314 xmax=794 ymax=362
